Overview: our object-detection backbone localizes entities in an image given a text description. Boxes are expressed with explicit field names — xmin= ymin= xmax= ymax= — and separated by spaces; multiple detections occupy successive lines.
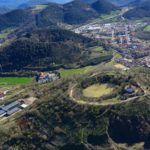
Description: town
xmin=73 ymin=21 xmax=150 ymax=68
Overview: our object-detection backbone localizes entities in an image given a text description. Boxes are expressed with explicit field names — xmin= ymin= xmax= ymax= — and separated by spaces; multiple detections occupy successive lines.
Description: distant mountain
xmin=0 ymin=7 xmax=11 ymax=14
xmin=124 ymin=0 xmax=150 ymax=19
xmin=91 ymin=0 xmax=117 ymax=14
xmin=0 ymin=0 xmax=72 ymax=9
xmin=28 ymin=0 xmax=99 ymax=27
xmin=81 ymin=0 xmax=136 ymax=6
xmin=129 ymin=0 xmax=147 ymax=6
xmin=108 ymin=0 xmax=136 ymax=6
xmin=19 ymin=0 xmax=49 ymax=8
xmin=63 ymin=0 xmax=98 ymax=24
xmin=36 ymin=3 xmax=64 ymax=27
xmin=19 ymin=0 xmax=73 ymax=8
xmin=0 ymin=9 xmax=35 ymax=30
xmin=0 ymin=0 xmax=118 ymax=30
xmin=80 ymin=0 xmax=97 ymax=4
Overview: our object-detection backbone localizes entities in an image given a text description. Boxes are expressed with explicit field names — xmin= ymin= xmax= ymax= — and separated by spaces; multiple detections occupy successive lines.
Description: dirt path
xmin=69 ymin=84 xmax=146 ymax=107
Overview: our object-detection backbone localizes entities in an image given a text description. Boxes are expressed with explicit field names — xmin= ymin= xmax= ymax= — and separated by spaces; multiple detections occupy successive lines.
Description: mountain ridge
xmin=0 ymin=0 xmax=118 ymax=30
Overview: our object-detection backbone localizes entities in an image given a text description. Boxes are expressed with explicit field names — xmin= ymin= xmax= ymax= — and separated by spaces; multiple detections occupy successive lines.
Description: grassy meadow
xmin=59 ymin=66 xmax=96 ymax=78
xmin=83 ymin=84 xmax=113 ymax=98
xmin=0 ymin=28 xmax=16 ymax=39
xmin=0 ymin=77 xmax=32 ymax=86
xmin=144 ymin=25 xmax=150 ymax=32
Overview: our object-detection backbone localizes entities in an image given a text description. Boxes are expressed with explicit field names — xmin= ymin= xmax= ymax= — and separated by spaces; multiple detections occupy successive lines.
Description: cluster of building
xmin=0 ymin=90 xmax=8 ymax=100
xmin=121 ymin=84 xmax=144 ymax=100
xmin=74 ymin=22 xmax=146 ymax=47
xmin=0 ymin=100 xmax=27 ymax=118
xmin=36 ymin=72 xmax=59 ymax=84
xmin=73 ymin=21 xmax=150 ymax=69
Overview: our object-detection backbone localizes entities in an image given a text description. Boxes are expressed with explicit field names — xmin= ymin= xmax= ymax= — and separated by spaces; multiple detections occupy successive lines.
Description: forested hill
xmin=91 ymin=0 xmax=117 ymax=14
xmin=0 ymin=9 xmax=35 ymax=30
xmin=0 ymin=28 xmax=104 ymax=71
xmin=124 ymin=0 xmax=150 ymax=19
xmin=0 ymin=7 xmax=11 ymax=14
xmin=0 ymin=0 xmax=118 ymax=30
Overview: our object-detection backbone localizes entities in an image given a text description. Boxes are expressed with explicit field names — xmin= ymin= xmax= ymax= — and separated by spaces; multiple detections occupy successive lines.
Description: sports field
xmin=83 ymin=84 xmax=113 ymax=98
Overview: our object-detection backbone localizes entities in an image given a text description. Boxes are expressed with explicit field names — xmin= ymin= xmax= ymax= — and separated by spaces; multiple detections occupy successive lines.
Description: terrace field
xmin=83 ymin=84 xmax=114 ymax=98
xmin=0 ymin=77 xmax=32 ymax=86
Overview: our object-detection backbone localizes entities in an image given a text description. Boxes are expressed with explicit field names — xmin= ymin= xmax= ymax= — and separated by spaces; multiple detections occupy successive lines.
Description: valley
xmin=0 ymin=0 xmax=150 ymax=150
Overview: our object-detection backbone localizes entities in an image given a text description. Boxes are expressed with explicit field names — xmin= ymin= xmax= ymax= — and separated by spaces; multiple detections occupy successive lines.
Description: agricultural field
xmin=0 ymin=77 xmax=32 ymax=86
xmin=83 ymin=84 xmax=114 ymax=98
xmin=59 ymin=66 xmax=96 ymax=78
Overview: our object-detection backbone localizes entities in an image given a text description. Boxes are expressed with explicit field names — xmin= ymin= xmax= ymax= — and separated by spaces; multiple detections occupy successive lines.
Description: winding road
xmin=69 ymin=84 xmax=147 ymax=107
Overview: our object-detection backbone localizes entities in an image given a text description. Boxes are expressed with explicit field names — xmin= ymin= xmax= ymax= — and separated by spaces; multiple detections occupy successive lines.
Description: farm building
xmin=0 ymin=109 xmax=6 ymax=117
xmin=2 ymin=101 xmax=20 ymax=112
xmin=0 ymin=101 xmax=21 ymax=117
xmin=6 ymin=107 xmax=20 ymax=116
xmin=124 ymin=85 xmax=134 ymax=94
xmin=37 ymin=72 xmax=59 ymax=84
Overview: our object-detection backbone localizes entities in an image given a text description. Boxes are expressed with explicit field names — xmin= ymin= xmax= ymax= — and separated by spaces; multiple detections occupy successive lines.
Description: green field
xmin=91 ymin=46 xmax=104 ymax=53
xmin=83 ymin=84 xmax=113 ymax=98
xmin=100 ymin=10 xmax=121 ymax=22
xmin=0 ymin=28 xmax=16 ymax=39
xmin=144 ymin=25 xmax=150 ymax=32
xmin=0 ymin=77 xmax=32 ymax=86
xmin=59 ymin=66 xmax=96 ymax=78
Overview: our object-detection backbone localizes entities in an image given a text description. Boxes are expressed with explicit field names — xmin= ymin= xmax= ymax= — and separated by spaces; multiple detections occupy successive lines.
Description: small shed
xmin=124 ymin=86 xmax=134 ymax=94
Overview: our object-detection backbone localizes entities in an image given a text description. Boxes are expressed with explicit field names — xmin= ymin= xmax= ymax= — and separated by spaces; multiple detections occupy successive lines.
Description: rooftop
xmin=2 ymin=101 xmax=20 ymax=111
xmin=6 ymin=107 xmax=20 ymax=116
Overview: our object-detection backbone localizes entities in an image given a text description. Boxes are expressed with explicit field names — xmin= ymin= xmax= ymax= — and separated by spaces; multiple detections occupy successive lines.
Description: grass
xmin=83 ymin=84 xmax=114 ymax=98
xmin=59 ymin=66 xmax=96 ymax=78
xmin=114 ymin=64 xmax=127 ymax=70
xmin=0 ymin=28 xmax=16 ymax=39
xmin=0 ymin=77 xmax=32 ymax=86
xmin=107 ymin=51 xmax=122 ymax=66
xmin=144 ymin=25 xmax=150 ymax=32
xmin=91 ymin=46 xmax=104 ymax=53
xmin=32 ymin=5 xmax=48 ymax=12
xmin=100 ymin=10 xmax=121 ymax=22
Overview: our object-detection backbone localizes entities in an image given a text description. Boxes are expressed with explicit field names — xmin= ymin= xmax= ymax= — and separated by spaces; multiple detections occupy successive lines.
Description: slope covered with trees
xmin=0 ymin=68 xmax=149 ymax=150
xmin=0 ymin=9 xmax=34 ymax=30
xmin=124 ymin=0 xmax=150 ymax=19
xmin=0 ymin=28 xmax=110 ymax=71
xmin=0 ymin=0 xmax=118 ymax=30
xmin=91 ymin=0 xmax=117 ymax=14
